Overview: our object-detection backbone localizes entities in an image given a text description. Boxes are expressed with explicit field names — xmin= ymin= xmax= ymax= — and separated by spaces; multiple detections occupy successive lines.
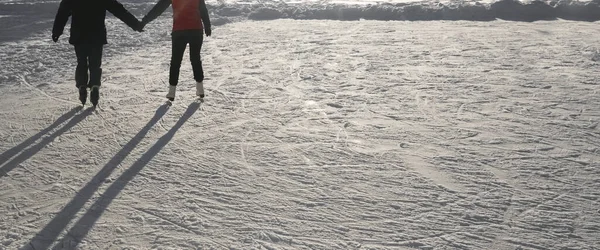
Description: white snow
xmin=1 ymin=1 xmax=600 ymax=249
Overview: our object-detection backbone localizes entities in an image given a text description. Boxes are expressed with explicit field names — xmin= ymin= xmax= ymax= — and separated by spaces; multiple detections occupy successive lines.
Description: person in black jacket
xmin=141 ymin=0 xmax=211 ymax=101
xmin=53 ymin=0 xmax=144 ymax=106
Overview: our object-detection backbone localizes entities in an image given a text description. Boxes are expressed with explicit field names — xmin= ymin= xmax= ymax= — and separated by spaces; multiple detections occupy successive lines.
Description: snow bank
xmin=1 ymin=0 xmax=599 ymax=25
xmin=554 ymin=0 xmax=600 ymax=20
xmin=235 ymin=0 xmax=600 ymax=21
xmin=0 ymin=0 xmax=598 ymax=44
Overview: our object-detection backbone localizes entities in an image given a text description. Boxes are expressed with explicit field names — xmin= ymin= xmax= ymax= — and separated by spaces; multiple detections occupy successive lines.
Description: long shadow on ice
xmin=50 ymin=101 xmax=200 ymax=250
xmin=23 ymin=103 xmax=170 ymax=250
xmin=0 ymin=107 xmax=90 ymax=178
xmin=23 ymin=102 xmax=200 ymax=250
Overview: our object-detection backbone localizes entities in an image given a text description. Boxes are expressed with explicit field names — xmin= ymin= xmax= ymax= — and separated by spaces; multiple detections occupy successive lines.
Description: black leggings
xmin=169 ymin=31 xmax=204 ymax=86
xmin=74 ymin=44 xmax=103 ymax=88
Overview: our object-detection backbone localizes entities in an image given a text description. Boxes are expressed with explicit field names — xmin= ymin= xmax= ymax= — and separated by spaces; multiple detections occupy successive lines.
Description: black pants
xmin=170 ymin=31 xmax=204 ymax=86
xmin=74 ymin=44 xmax=103 ymax=88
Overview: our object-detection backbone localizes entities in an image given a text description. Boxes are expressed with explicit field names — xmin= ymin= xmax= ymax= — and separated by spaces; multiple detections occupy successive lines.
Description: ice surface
xmin=0 ymin=0 xmax=599 ymax=249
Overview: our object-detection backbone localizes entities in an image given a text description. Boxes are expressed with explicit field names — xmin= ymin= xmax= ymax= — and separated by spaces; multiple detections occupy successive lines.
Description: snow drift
xmin=1 ymin=0 xmax=600 ymax=25
xmin=241 ymin=0 xmax=600 ymax=22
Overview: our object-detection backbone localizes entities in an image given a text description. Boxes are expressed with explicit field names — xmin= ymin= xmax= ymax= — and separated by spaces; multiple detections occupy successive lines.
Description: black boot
xmin=78 ymin=86 xmax=87 ymax=105
xmin=90 ymin=85 xmax=100 ymax=107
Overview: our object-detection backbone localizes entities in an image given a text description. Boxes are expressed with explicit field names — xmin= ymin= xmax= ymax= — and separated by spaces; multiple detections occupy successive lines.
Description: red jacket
xmin=143 ymin=0 xmax=211 ymax=32
xmin=173 ymin=0 xmax=201 ymax=30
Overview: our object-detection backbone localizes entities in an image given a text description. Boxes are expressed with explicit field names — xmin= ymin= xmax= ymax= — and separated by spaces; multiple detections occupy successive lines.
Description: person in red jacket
xmin=141 ymin=0 xmax=211 ymax=101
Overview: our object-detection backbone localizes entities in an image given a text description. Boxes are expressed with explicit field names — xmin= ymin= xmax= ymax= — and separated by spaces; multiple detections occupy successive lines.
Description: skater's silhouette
xmin=0 ymin=107 xmax=79 ymax=170
xmin=24 ymin=104 xmax=170 ymax=250
xmin=52 ymin=0 xmax=144 ymax=106
xmin=141 ymin=0 xmax=211 ymax=101
xmin=52 ymin=102 xmax=200 ymax=249
xmin=0 ymin=107 xmax=93 ymax=178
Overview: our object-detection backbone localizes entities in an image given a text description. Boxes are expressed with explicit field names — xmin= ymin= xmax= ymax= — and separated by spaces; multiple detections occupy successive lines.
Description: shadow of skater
xmin=0 ymin=107 xmax=91 ymax=177
xmin=0 ymin=107 xmax=80 ymax=166
xmin=22 ymin=103 xmax=172 ymax=250
xmin=50 ymin=102 xmax=200 ymax=249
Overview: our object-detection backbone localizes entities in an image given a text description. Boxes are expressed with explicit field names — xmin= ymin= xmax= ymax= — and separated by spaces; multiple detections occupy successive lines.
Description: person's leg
xmin=74 ymin=45 xmax=90 ymax=104
xmin=74 ymin=45 xmax=89 ymax=88
xmin=188 ymin=34 xmax=204 ymax=83
xmin=88 ymin=45 xmax=103 ymax=87
xmin=188 ymin=34 xmax=204 ymax=98
xmin=169 ymin=34 xmax=188 ymax=87
xmin=87 ymin=45 xmax=103 ymax=106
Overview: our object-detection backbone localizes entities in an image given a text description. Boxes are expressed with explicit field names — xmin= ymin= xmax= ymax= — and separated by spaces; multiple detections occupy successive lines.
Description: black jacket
xmin=53 ymin=0 xmax=141 ymax=45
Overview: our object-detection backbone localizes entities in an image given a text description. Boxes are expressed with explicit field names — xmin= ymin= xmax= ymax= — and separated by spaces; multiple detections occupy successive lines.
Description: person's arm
xmin=141 ymin=0 xmax=171 ymax=25
xmin=106 ymin=0 xmax=143 ymax=31
xmin=52 ymin=0 xmax=72 ymax=41
xmin=198 ymin=0 xmax=211 ymax=36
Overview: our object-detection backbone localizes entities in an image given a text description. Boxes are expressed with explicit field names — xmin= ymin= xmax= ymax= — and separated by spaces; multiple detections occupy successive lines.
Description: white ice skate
xmin=166 ymin=85 xmax=176 ymax=101
xmin=196 ymin=81 xmax=204 ymax=99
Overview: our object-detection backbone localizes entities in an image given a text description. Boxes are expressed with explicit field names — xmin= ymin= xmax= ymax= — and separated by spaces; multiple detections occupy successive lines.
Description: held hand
xmin=52 ymin=34 xmax=60 ymax=42
xmin=139 ymin=17 xmax=149 ymax=31
xmin=135 ymin=21 xmax=145 ymax=32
